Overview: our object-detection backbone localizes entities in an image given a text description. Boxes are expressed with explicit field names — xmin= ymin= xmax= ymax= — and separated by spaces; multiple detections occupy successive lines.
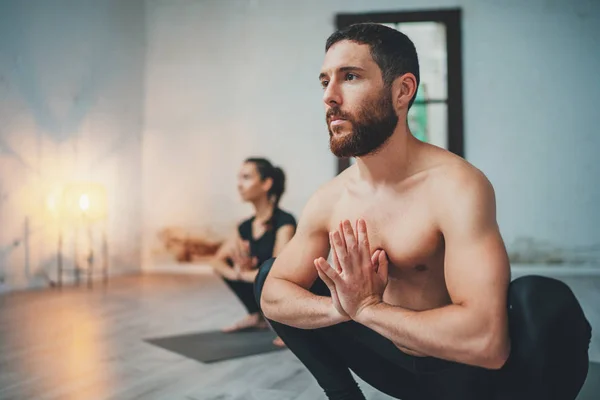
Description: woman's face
xmin=237 ymin=162 xmax=270 ymax=202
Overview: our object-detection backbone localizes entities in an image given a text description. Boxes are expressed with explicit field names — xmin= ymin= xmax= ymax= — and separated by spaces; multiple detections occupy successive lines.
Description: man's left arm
xmin=355 ymin=171 xmax=512 ymax=369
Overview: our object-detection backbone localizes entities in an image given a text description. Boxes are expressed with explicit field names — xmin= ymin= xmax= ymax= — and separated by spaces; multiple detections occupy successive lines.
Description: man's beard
xmin=327 ymin=88 xmax=399 ymax=158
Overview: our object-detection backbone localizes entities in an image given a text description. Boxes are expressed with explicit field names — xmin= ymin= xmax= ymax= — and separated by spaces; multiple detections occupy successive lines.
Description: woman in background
xmin=210 ymin=157 xmax=296 ymax=346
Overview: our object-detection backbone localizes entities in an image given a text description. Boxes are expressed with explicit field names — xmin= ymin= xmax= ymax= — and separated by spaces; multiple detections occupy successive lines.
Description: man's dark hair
xmin=326 ymin=23 xmax=420 ymax=108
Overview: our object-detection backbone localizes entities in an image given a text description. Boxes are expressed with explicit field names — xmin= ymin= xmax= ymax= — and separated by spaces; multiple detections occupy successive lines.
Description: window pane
xmin=395 ymin=22 xmax=447 ymax=100
xmin=408 ymin=102 xmax=448 ymax=149
xmin=345 ymin=22 xmax=450 ymax=167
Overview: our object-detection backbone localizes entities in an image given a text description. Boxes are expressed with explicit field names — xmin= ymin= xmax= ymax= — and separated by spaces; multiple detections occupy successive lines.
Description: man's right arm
xmin=260 ymin=186 xmax=349 ymax=329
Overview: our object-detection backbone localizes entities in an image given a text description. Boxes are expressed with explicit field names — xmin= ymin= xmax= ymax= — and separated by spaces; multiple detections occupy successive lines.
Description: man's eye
xmin=321 ymin=80 xmax=329 ymax=89
xmin=346 ymin=73 xmax=357 ymax=81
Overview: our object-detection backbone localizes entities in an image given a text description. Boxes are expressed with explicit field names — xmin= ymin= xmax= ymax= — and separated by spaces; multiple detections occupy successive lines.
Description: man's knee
xmin=509 ymin=275 xmax=573 ymax=306
xmin=253 ymin=257 xmax=276 ymax=307
xmin=508 ymin=275 xmax=589 ymax=333
xmin=505 ymin=275 xmax=591 ymax=400
xmin=507 ymin=275 xmax=591 ymax=367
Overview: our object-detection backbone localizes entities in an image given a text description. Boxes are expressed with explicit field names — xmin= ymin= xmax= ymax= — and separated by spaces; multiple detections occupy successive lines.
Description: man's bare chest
xmin=327 ymin=195 xmax=443 ymax=271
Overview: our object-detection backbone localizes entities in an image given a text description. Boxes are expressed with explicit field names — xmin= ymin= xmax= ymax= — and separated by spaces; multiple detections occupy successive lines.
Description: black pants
xmin=254 ymin=258 xmax=592 ymax=400
xmin=223 ymin=277 xmax=260 ymax=314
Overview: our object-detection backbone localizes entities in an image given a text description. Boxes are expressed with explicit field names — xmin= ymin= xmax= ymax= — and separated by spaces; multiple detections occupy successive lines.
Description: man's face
xmin=319 ymin=40 xmax=398 ymax=158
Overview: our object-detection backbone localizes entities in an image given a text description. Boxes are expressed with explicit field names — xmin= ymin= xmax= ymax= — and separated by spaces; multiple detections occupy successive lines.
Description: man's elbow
xmin=261 ymin=303 xmax=275 ymax=321
xmin=477 ymin=331 xmax=511 ymax=370
xmin=259 ymin=279 xmax=278 ymax=320
xmin=260 ymin=296 xmax=275 ymax=320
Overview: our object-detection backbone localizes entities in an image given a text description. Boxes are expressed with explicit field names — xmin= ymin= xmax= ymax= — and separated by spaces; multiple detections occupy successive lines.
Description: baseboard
xmin=143 ymin=263 xmax=214 ymax=275
xmin=511 ymin=264 xmax=600 ymax=276
xmin=142 ymin=262 xmax=600 ymax=277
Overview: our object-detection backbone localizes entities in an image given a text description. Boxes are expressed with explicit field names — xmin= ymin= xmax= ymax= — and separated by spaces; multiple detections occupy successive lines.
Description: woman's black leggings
xmin=223 ymin=277 xmax=260 ymax=314
xmin=254 ymin=258 xmax=591 ymax=400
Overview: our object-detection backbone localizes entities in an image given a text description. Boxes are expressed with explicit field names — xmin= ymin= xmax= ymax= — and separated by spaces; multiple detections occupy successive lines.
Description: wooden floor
xmin=0 ymin=270 xmax=598 ymax=400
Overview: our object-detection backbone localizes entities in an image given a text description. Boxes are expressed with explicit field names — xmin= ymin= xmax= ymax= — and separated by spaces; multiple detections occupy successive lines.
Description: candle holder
xmin=58 ymin=183 xmax=108 ymax=289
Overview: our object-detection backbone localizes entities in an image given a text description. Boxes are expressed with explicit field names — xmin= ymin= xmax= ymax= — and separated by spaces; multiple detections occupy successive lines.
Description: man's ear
xmin=392 ymin=73 xmax=418 ymax=111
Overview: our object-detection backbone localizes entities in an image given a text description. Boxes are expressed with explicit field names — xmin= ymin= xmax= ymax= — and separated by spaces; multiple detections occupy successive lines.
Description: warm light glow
xmin=47 ymin=195 xmax=56 ymax=211
xmin=79 ymin=194 xmax=90 ymax=211
xmin=61 ymin=183 xmax=107 ymax=221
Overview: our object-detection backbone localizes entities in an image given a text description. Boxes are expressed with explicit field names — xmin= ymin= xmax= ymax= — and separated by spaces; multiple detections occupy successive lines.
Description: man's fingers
xmin=342 ymin=220 xmax=357 ymax=253
xmin=338 ymin=221 xmax=347 ymax=248
xmin=314 ymin=258 xmax=339 ymax=286
xmin=317 ymin=257 xmax=339 ymax=281
xmin=356 ymin=219 xmax=370 ymax=263
xmin=377 ymin=251 xmax=389 ymax=281
xmin=315 ymin=264 xmax=334 ymax=290
xmin=331 ymin=238 xmax=342 ymax=273
xmin=315 ymin=268 xmax=331 ymax=290
xmin=371 ymin=249 xmax=381 ymax=270
xmin=330 ymin=231 xmax=348 ymax=272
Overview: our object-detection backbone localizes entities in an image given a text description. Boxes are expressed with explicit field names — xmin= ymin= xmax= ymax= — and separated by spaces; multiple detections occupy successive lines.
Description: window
xmin=335 ymin=9 xmax=464 ymax=173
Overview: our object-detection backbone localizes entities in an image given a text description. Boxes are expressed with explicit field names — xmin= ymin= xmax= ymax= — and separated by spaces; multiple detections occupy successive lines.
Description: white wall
xmin=0 ymin=0 xmax=146 ymax=292
xmin=464 ymin=0 xmax=600 ymax=264
xmin=0 ymin=0 xmax=596 ymax=280
xmin=142 ymin=0 xmax=600 ymax=268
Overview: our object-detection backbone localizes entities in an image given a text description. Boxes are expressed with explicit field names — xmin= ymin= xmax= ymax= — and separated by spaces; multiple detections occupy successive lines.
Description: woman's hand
xmin=230 ymin=239 xmax=258 ymax=270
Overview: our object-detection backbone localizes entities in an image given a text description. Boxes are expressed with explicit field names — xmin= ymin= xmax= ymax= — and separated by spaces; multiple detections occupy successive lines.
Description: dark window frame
xmin=334 ymin=9 xmax=464 ymax=174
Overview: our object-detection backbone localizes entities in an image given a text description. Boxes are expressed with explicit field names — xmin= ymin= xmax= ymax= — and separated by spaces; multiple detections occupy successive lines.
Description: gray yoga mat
xmin=145 ymin=328 xmax=284 ymax=363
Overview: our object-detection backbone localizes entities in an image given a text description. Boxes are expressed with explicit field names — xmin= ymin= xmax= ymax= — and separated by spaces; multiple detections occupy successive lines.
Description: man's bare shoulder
xmin=434 ymin=156 xmax=491 ymax=191
xmin=424 ymin=149 xmax=496 ymax=217
xmin=299 ymin=166 xmax=352 ymax=230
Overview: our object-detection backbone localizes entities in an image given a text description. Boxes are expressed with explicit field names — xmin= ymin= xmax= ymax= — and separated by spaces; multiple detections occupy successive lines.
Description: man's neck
xmin=355 ymin=123 xmax=419 ymax=186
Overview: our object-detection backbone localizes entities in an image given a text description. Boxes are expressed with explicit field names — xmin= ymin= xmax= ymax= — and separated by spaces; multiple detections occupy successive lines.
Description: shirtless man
xmin=255 ymin=23 xmax=591 ymax=400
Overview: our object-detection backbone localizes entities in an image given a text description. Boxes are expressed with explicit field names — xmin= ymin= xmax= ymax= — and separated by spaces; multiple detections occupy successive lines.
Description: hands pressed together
xmin=220 ymin=238 xmax=258 ymax=281
xmin=314 ymin=219 xmax=389 ymax=321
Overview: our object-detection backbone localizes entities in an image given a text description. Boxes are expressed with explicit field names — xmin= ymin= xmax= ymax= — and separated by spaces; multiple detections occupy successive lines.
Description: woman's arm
xmin=208 ymin=232 xmax=240 ymax=280
xmin=238 ymin=223 xmax=296 ymax=282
